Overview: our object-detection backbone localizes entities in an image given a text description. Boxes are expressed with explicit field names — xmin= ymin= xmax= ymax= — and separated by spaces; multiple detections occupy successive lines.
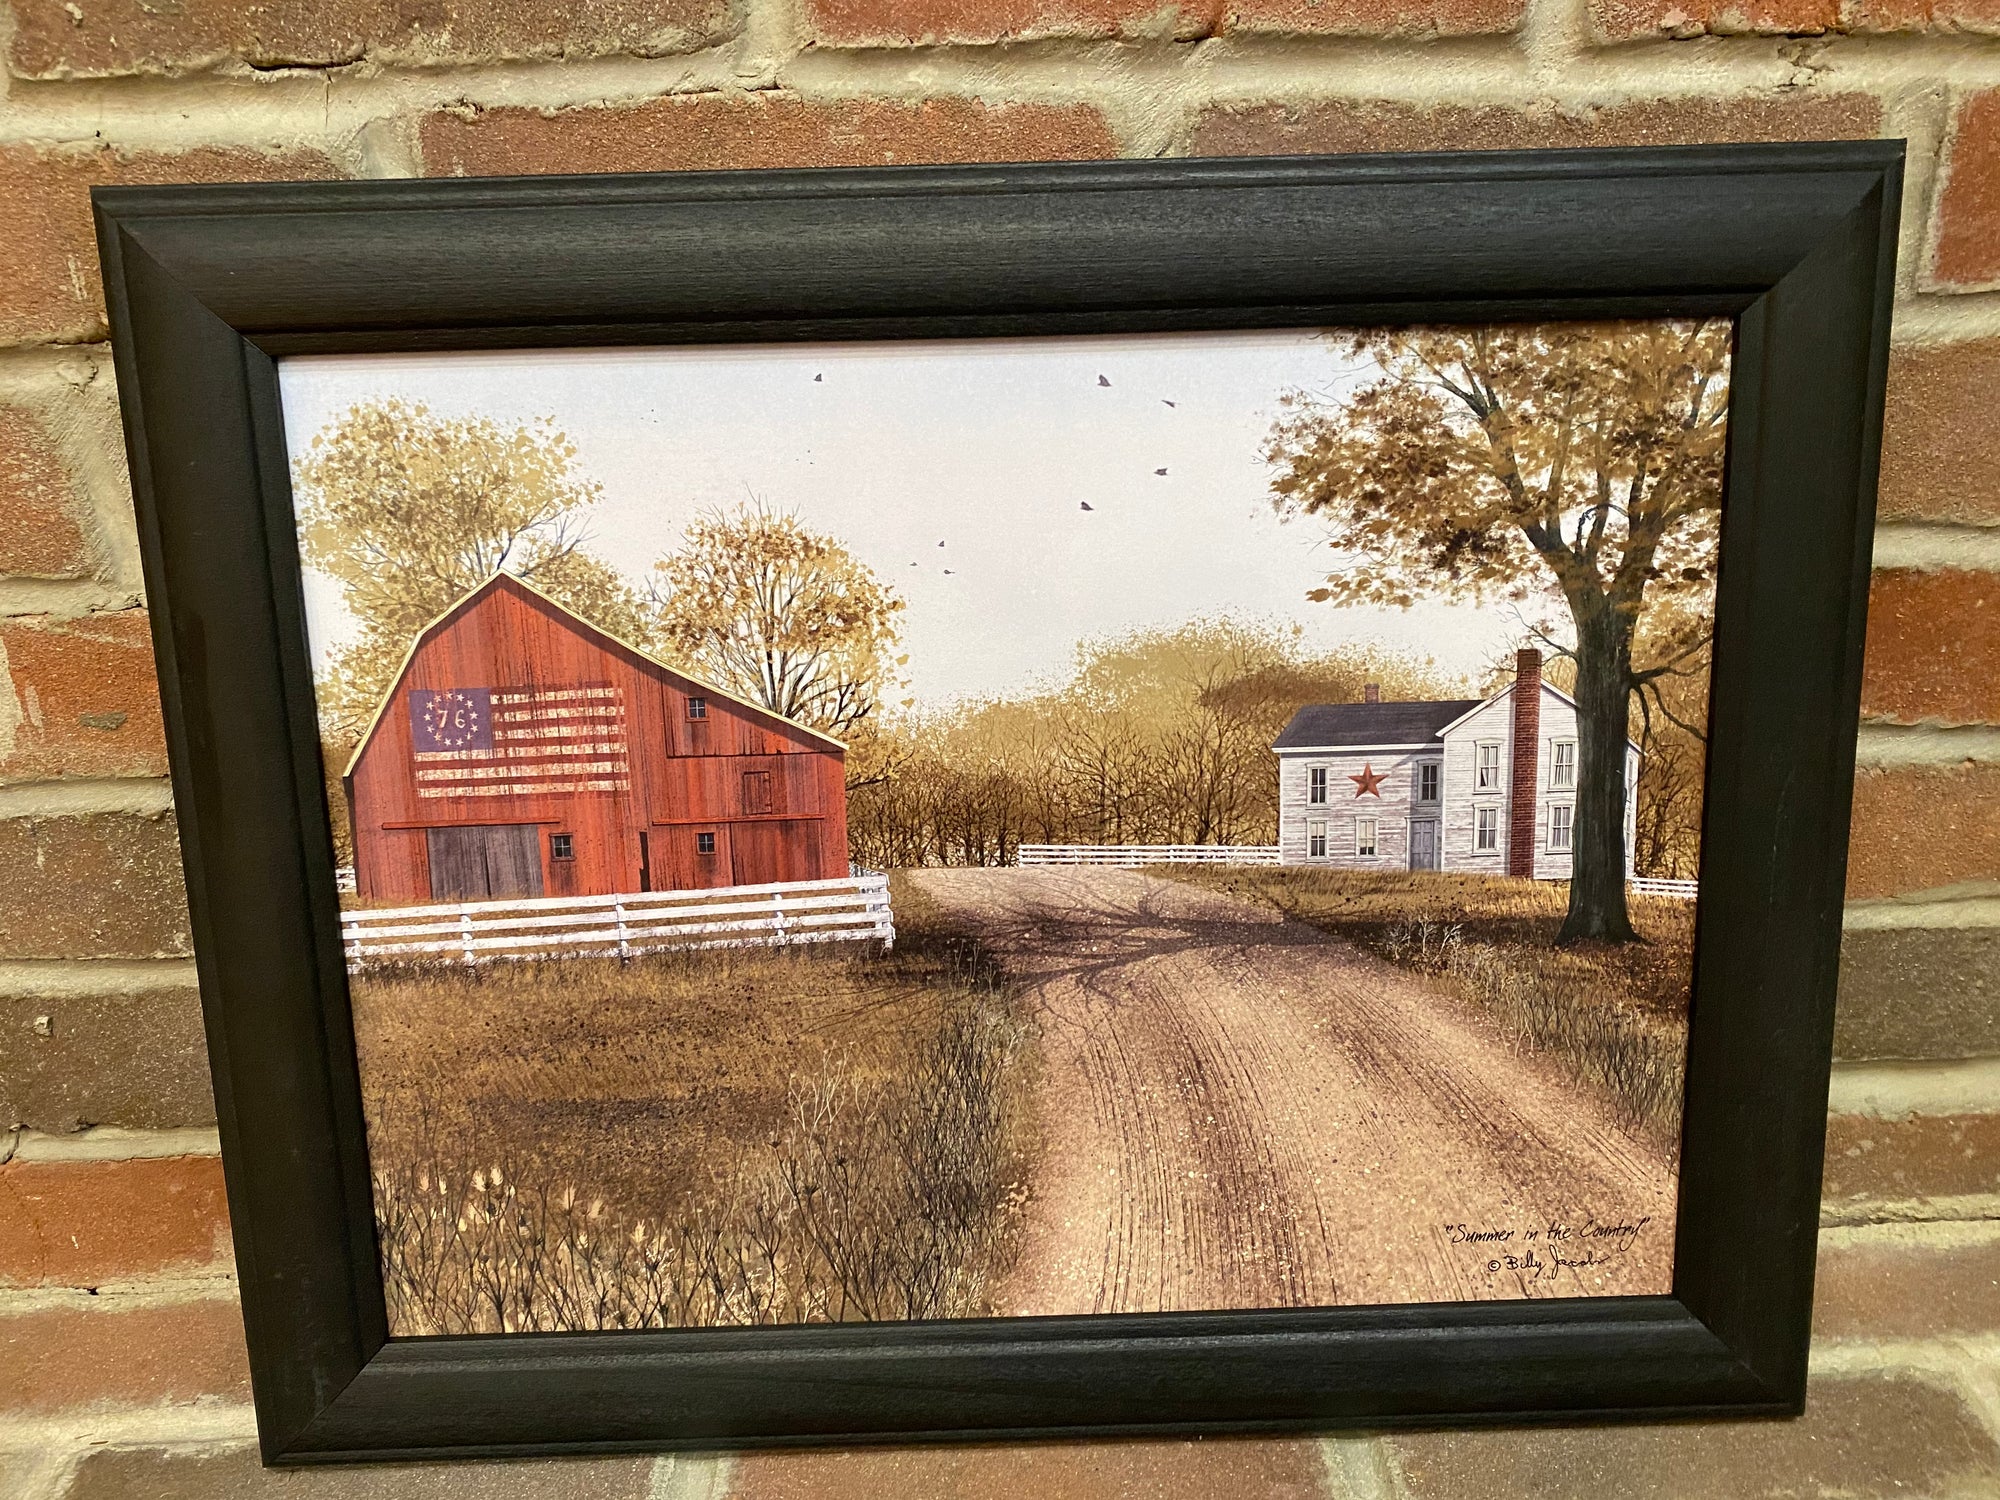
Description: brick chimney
xmin=1363 ymin=682 xmax=1381 ymax=704
xmin=1507 ymin=649 xmax=1541 ymax=878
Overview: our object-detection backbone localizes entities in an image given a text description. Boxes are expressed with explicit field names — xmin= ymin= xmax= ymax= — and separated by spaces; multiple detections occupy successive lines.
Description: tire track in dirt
xmin=912 ymin=867 xmax=1679 ymax=1316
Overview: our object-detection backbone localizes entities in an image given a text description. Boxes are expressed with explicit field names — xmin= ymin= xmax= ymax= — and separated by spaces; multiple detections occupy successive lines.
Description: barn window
xmin=549 ymin=832 xmax=575 ymax=861
xmin=1356 ymin=818 xmax=1378 ymax=857
xmin=1475 ymin=806 xmax=1499 ymax=852
xmin=1308 ymin=767 xmax=1327 ymax=804
xmin=1549 ymin=804 xmax=1574 ymax=851
xmin=696 ymin=831 xmax=717 ymax=855
xmin=742 ymin=769 xmax=773 ymax=815
xmin=1307 ymin=820 xmax=1327 ymax=859
xmin=686 ymin=696 xmax=708 ymax=720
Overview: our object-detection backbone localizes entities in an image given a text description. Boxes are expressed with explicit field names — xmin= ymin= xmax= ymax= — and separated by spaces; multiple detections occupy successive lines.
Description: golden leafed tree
xmin=295 ymin=398 xmax=651 ymax=744
xmin=649 ymin=502 xmax=906 ymax=739
xmin=1266 ymin=320 xmax=1729 ymax=943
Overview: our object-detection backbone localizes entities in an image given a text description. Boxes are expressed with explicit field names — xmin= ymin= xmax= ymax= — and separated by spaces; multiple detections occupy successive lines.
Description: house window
xmin=1356 ymin=817 xmax=1378 ymax=857
xmin=1418 ymin=762 xmax=1439 ymax=802
xmin=1549 ymin=804 xmax=1574 ymax=851
xmin=1307 ymin=819 xmax=1327 ymax=859
xmin=696 ymin=831 xmax=717 ymax=855
xmin=1308 ymin=767 xmax=1327 ymax=805
xmin=549 ymin=832 xmax=575 ymax=861
xmin=1552 ymin=740 xmax=1576 ymax=789
xmin=686 ymin=696 xmax=707 ymax=720
xmin=1475 ymin=806 xmax=1499 ymax=852
xmin=1476 ymin=741 xmax=1502 ymax=791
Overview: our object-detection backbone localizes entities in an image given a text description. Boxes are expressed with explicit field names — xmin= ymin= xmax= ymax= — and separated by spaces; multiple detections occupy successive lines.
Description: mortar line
xmin=0 ymin=957 xmax=199 ymax=996
xmin=6 ymin=1126 xmax=221 ymax=1162
xmin=1830 ymin=1055 xmax=2000 ymax=1116
xmin=1854 ymin=722 xmax=2000 ymax=768
xmin=1873 ymin=521 xmax=2000 ymax=569
xmin=0 ymin=778 xmax=175 ymax=817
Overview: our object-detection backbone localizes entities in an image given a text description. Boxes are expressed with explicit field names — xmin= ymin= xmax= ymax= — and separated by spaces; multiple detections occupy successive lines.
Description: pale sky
xmin=277 ymin=332 xmax=1531 ymax=710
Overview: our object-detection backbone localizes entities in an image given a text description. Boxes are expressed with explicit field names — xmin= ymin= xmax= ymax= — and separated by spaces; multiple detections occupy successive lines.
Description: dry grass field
xmin=1154 ymin=867 xmax=1693 ymax=1145
xmin=348 ymin=874 xmax=1037 ymax=1335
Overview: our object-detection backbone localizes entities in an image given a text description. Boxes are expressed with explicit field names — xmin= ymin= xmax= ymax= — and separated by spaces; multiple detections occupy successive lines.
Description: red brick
xmin=1192 ymin=91 xmax=1882 ymax=159
xmin=0 ymin=142 xmax=339 ymax=345
xmin=0 ymin=813 xmax=190 ymax=959
xmin=1227 ymin=0 xmax=1525 ymax=31
xmin=1836 ymin=926 xmax=2000 ymax=1060
xmin=1590 ymin=0 xmax=1835 ymax=36
xmin=0 ymin=987 xmax=214 ymax=1133
xmin=0 ymin=612 xmax=167 ymax=783
xmin=1814 ymin=1230 xmax=2000 ymax=1337
xmin=803 ymin=0 xmax=1520 ymax=45
xmin=1933 ymin=90 xmax=2000 ymax=290
xmin=1849 ymin=0 xmax=2000 ymax=28
xmin=6 ymin=0 xmax=736 ymax=78
xmin=1862 ymin=569 xmax=2000 ymax=727
xmin=1825 ymin=1110 xmax=2000 ymax=1209
xmin=1880 ymin=338 xmax=2000 ymax=525
xmin=0 ymin=1155 xmax=229 ymax=1288
xmin=66 ymin=1445 xmax=655 ymax=1498
xmin=805 ymin=0 xmax=1222 ymax=43
xmin=1386 ymin=1372 xmax=2000 ymax=1499
xmin=420 ymin=95 xmax=1118 ymax=179
xmin=1591 ymin=0 xmax=2000 ymax=36
xmin=732 ymin=1436 xmax=1329 ymax=1500
xmin=1847 ymin=764 xmax=2000 ymax=900
xmin=0 ymin=403 xmax=94 ymax=579
xmin=0 ymin=1296 xmax=247 ymax=1414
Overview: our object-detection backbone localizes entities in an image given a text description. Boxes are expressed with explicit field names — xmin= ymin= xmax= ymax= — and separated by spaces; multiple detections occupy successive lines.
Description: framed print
xmin=93 ymin=141 xmax=1902 ymax=1462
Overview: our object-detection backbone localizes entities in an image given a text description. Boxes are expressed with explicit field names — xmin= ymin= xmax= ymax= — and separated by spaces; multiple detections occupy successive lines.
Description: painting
xmin=277 ymin=319 xmax=1725 ymax=1337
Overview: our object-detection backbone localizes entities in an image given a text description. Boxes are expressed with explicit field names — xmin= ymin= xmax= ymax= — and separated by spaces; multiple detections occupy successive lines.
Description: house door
xmin=1409 ymin=819 xmax=1440 ymax=872
xmin=426 ymin=824 xmax=545 ymax=901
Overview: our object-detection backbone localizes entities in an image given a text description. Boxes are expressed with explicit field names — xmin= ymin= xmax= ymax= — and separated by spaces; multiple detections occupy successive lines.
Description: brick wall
xmin=2 ymin=0 xmax=1998 ymax=1493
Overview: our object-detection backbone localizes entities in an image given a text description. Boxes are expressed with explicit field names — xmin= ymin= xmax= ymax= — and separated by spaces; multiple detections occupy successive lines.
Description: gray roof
xmin=1271 ymin=699 xmax=1485 ymax=751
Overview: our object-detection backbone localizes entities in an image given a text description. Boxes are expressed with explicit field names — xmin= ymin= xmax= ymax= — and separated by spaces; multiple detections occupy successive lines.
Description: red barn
xmin=342 ymin=573 xmax=849 ymax=905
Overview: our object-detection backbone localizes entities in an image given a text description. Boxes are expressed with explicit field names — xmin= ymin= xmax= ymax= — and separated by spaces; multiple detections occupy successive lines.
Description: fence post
xmin=615 ymin=897 xmax=630 ymax=963
xmin=460 ymin=907 xmax=475 ymax=966
xmin=772 ymin=890 xmax=788 ymax=946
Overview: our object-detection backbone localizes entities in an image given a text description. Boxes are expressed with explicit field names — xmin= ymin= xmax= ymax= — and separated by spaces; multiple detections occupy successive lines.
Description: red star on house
xmin=1350 ymin=763 xmax=1385 ymax=797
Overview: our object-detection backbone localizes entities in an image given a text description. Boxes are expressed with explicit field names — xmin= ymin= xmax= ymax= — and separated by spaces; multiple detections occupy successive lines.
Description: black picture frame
xmin=93 ymin=141 xmax=1902 ymax=1464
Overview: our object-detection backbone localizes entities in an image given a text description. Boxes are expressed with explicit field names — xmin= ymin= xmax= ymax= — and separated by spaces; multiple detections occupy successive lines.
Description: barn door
xmin=426 ymin=825 xmax=545 ymax=901
xmin=730 ymin=821 xmax=786 ymax=887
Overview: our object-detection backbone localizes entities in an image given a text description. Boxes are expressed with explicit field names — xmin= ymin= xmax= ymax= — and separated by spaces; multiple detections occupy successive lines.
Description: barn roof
xmin=1271 ymin=699 xmax=1483 ymax=751
xmin=341 ymin=571 xmax=846 ymax=778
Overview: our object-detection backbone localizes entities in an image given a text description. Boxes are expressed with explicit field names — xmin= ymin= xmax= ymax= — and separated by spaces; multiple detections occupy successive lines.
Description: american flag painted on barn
xmin=408 ymin=684 xmax=630 ymax=799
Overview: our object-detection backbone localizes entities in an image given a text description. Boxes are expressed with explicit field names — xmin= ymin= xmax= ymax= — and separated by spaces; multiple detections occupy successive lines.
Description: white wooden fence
xmin=1628 ymin=876 xmax=1699 ymax=900
xmin=340 ymin=874 xmax=893 ymax=968
xmin=334 ymin=866 xmax=357 ymax=894
xmin=1017 ymin=844 xmax=1282 ymax=867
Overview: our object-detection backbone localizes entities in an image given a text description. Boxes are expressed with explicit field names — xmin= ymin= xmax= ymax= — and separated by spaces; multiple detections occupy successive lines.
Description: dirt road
xmin=911 ymin=867 xmax=1678 ymax=1316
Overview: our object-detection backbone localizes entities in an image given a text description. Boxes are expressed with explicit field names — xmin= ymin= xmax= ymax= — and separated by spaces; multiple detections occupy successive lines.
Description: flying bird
xmin=938 ymin=540 xmax=946 ymax=547
xmin=1154 ymin=467 xmax=1168 ymax=476
xmin=943 ymin=569 xmax=955 ymax=575
xmin=1162 ymin=399 xmax=1177 ymax=408
xmin=1079 ymin=501 xmax=1094 ymax=511
xmin=1097 ymin=374 xmax=1111 ymax=387
xmin=814 ymin=373 xmax=823 ymax=382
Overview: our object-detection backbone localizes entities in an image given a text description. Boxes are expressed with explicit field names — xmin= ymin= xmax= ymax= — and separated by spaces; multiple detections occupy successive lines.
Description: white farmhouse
xmin=1272 ymin=650 xmax=1639 ymax=879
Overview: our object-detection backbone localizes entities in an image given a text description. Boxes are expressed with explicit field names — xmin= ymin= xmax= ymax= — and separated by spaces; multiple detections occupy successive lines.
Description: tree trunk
xmin=1558 ymin=605 xmax=1638 ymax=944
